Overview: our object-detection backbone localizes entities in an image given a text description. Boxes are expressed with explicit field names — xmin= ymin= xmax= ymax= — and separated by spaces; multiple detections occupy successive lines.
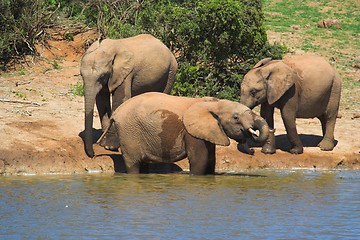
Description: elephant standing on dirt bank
xmin=98 ymin=92 xmax=269 ymax=175
xmin=80 ymin=34 xmax=178 ymax=158
xmin=240 ymin=55 xmax=342 ymax=154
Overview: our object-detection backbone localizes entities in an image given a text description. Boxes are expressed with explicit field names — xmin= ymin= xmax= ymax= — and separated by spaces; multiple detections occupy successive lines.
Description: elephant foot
xmin=261 ymin=143 xmax=276 ymax=154
xmin=98 ymin=131 xmax=120 ymax=151
xmin=289 ymin=146 xmax=303 ymax=154
xmin=318 ymin=138 xmax=335 ymax=151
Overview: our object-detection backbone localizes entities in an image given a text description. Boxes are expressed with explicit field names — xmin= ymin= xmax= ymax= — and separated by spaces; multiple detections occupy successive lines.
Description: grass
xmin=12 ymin=90 xmax=26 ymax=100
xmin=69 ymin=82 xmax=84 ymax=96
xmin=263 ymin=0 xmax=360 ymax=55
xmin=52 ymin=60 xmax=62 ymax=70
xmin=18 ymin=69 xmax=26 ymax=76
xmin=263 ymin=0 xmax=360 ymax=110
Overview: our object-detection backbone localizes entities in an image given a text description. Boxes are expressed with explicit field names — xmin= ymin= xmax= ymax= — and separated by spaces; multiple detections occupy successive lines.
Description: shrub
xmin=69 ymin=81 xmax=84 ymax=96
xmin=0 ymin=0 xmax=58 ymax=67
xmin=1 ymin=0 xmax=287 ymax=100
xmin=137 ymin=0 xmax=287 ymax=99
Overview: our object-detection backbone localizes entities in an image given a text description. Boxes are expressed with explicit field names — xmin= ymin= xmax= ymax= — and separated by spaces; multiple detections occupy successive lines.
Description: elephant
xmin=80 ymin=34 xmax=178 ymax=157
xmin=240 ymin=55 xmax=342 ymax=154
xmin=97 ymin=92 xmax=269 ymax=175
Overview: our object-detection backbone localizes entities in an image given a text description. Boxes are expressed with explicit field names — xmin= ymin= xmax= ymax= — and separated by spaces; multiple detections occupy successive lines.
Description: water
xmin=0 ymin=170 xmax=359 ymax=239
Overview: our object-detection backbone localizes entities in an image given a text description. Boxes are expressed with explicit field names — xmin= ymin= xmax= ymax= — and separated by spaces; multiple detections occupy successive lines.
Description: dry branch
xmin=0 ymin=99 xmax=42 ymax=106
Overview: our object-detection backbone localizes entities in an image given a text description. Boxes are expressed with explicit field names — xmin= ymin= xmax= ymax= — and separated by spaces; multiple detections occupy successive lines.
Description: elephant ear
xmin=108 ymin=45 xmax=134 ymax=92
xmin=252 ymin=57 xmax=272 ymax=69
xmin=259 ymin=61 xmax=297 ymax=105
xmin=183 ymin=101 xmax=230 ymax=146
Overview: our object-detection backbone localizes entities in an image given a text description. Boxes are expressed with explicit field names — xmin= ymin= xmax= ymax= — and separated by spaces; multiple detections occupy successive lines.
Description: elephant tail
xmin=163 ymin=56 xmax=178 ymax=94
xmin=96 ymin=118 xmax=115 ymax=145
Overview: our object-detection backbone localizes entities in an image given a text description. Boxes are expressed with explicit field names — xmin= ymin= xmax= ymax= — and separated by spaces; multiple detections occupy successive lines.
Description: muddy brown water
xmin=0 ymin=170 xmax=359 ymax=239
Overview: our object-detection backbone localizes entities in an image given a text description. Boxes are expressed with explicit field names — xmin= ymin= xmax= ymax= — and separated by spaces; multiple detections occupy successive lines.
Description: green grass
xmin=18 ymin=69 xmax=26 ymax=75
xmin=69 ymin=82 xmax=84 ymax=96
xmin=52 ymin=60 xmax=62 ymax=70
xmin=263 ymin=0 xmax=360 ymax=110
xmin=263 ymin=0 xmax=360 ymax=52
xmin=12 ymin=90 xmax=26 ymax=100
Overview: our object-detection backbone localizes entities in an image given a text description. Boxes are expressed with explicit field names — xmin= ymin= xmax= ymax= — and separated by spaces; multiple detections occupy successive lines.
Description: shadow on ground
xmin=247 ymin=134 xmax=338 ymax=152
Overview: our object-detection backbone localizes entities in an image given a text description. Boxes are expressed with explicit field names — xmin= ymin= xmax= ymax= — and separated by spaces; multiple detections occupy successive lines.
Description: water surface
xmin=1 ymin=170 xmax=359 ymax=239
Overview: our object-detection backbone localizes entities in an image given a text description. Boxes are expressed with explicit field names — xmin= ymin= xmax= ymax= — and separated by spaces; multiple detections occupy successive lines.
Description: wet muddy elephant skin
xmin=240 ymin=55 xmax=342 ymax=154
xmin=81 ymin=34 xmax=178 ymax=157
xmin=98 ymin=92 xmax=269 ymax=175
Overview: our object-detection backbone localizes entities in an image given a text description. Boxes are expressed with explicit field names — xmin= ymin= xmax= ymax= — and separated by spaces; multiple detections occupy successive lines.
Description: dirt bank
xmin=0 ymin=31 xmax=359 ymax=175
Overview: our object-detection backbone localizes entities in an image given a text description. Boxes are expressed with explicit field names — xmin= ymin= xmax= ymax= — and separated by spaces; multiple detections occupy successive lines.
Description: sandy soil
xmin=0 ymin=30 xmax=359 ymax=175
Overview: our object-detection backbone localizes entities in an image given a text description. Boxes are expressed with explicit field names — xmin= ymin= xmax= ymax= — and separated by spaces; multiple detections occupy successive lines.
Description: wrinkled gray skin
xmin=98 ymin=92 xmax=269 ymax=175
xmin=81 ymin=34 xmax=177 ymax=157
xmin=240 ymin=55 xmax=342 ymax=154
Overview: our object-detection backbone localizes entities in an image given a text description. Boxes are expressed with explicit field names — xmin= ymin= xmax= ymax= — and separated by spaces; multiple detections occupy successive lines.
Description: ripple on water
xmin=0 ymin=170 xmax=359 ymax=239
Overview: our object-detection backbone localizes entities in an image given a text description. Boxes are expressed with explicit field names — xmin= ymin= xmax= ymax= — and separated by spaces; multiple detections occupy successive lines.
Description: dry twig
xmin=0 ymin=98 xmax=42 ymax=106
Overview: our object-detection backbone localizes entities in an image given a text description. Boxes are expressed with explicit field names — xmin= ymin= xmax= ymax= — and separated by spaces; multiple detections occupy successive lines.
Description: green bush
xmin=0 ymin=0 xmax=59 ymax=67
xmin=139 ymin=0 xmax=286 ymax=99
xmin=69 ymin=81 xmax=84 ymax=96
xmin=1 ymin=0 xmax=287 ymax=100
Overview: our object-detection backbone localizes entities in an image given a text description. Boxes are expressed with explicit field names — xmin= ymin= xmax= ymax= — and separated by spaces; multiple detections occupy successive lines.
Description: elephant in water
xmin=81 ymin=34 xmax=178 ymax=157
xmin=97 ymin=92 xmax=269 ymax=175
xmin=240 ymin=55 xmax=342 ymax=154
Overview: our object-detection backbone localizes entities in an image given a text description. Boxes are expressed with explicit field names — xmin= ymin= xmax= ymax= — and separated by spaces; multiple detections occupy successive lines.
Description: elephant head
xmin=240 ymin=58 xmax=298 ymax=109
xmin=183 ymin=99 xmax=269 ymax=145
xmin=81 ymin=39 xmax=134 ymax=157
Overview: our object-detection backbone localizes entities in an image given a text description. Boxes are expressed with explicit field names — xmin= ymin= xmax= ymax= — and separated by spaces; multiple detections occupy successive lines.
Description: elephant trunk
xmin=240 ymin=97 xmax=257 ymax=110
xmin=84 ymin=86 xmax=98 ymax=158
xmin=250 ymin=115 xmax=269 ymax=143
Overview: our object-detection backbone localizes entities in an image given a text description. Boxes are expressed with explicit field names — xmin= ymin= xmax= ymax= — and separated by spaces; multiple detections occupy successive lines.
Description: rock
xmin=317 ymin=19 xmax=341 ymax=29
xmin=353 ymin=56 xmax=360 ymax=69
xmin=351 ymin=113 xmax=360 ymax=120
xmin=353 ymin=63 xmax=360 ymax=69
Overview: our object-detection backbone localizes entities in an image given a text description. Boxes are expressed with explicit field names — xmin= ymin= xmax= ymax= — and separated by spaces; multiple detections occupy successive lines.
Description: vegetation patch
xmin=69 ymin=81 xmax=84 ymax=97
xmin=1 ymin=0 xmax=358 ymax=108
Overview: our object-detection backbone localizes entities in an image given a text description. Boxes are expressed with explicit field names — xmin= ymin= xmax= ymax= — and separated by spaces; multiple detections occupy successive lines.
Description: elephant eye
xmin=233 ymin=114 xmax=239 ymax=121
xmin=250 ymin=89 xmax=257 ymax=97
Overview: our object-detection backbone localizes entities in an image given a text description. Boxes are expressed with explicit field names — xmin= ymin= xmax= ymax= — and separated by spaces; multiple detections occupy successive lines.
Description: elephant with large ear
xmin=80 ymin=34 xmax=178 ymax=157
xmin=97 ymin=92 xmax=269 ymax=175
xmin=240 ymin=55 xmax=342 ymax=154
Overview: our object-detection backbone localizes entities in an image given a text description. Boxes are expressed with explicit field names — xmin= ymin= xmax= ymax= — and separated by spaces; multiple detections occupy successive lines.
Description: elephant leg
xmin=122 ymin=151 xmax=141 ymax=174
xmin=205 ymin=143 xmax=216 ymax=174
xmin=260 ymin=103 xmax=276 ymax=154
xmin=112 ymin=75 xmax=132 ymax=110
xmin=97 ymin=113 xmax=119 ymax=151
xmin=98 ymin=79 xmax=132 ymax=151
xmin=96 ymin=86 xmax=111 ymax=130
xmin=126 ymin=163 xmax=141 ymax=174
xmin=185 ymin=134 xmax=216 ymax=175
xmin=96 ymin=87 xmax=117 ymax=150
xmin=318 ymin=114 xmax=327 ymax=136
xmin=281 ymin=108 xmax=303 ymax=154
xmin=317 ymin=80 xmax=340 ymax=151
xmin=317 ymin=114 xmax=336 ymax=151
